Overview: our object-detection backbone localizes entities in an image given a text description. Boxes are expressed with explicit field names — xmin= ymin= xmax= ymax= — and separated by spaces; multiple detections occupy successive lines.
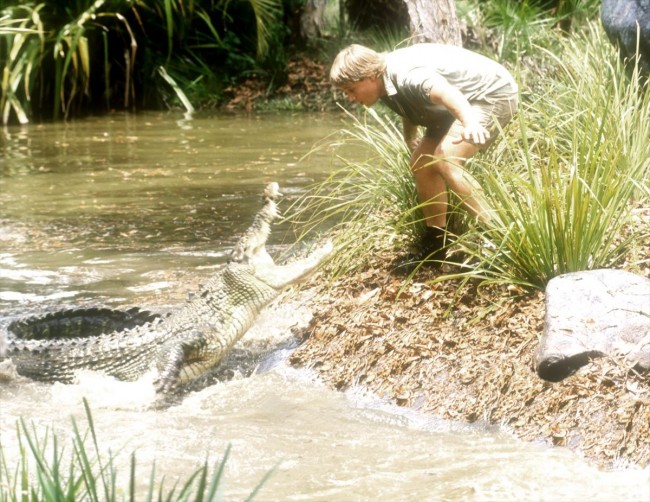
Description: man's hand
xmin=428 ymin=78 xmax=490 ymax=146
xmin=454 ymin=122 xmax=490 ymax=145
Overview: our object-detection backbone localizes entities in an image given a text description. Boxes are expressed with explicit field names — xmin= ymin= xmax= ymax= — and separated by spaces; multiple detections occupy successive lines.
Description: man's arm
xmin=402 ymin=117 xmax=420 ymax=153
xmin=427 ymin=74 xmax=490 ymax=145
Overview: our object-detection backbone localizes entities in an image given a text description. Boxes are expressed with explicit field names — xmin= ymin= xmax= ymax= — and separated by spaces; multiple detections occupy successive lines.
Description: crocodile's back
xmin=7 ymin=307 xmax=160 ymax=340
xmin=159 ymin=267 xmax=280 ymax=386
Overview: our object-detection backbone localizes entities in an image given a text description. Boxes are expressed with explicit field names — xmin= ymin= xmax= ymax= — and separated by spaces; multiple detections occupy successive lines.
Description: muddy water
xmin=1 ymin=112 xmax=648 ymax=500
xmin=0 ymin=112 xmax=340 ymax=306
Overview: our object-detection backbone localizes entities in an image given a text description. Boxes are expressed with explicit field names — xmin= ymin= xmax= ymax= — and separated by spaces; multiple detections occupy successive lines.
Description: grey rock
xmin=536 ymin=269 xmax=650 ymax=382
xmin=601 ymin=0 xmax=650 ymax=76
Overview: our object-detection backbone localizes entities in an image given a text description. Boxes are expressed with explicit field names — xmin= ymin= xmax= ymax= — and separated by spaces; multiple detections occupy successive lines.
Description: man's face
xmin=339 ymin=77 xmax=383 ymax=106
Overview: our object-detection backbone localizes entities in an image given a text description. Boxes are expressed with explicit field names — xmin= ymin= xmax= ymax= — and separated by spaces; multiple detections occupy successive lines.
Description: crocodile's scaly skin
xmin=1 ymin=183 xmax=332 ymax=392
xmin=6 ymin=307 xmax=160 ymax=340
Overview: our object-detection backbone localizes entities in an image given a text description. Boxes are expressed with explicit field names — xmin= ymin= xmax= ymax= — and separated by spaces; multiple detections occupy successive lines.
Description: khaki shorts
xmin=425 ymin=94 xmax=519 ymax=149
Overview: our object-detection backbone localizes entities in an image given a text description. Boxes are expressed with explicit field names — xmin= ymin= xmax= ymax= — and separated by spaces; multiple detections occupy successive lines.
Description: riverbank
xmin=287 ymin=251 xmax=649 ymax=471
xmin=253 ymin=52 xmax=650 ymax=471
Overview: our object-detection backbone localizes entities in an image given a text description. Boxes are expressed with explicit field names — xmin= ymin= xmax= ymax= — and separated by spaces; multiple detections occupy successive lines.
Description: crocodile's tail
xmin=6 ymin=307 xmax=160 ymax=340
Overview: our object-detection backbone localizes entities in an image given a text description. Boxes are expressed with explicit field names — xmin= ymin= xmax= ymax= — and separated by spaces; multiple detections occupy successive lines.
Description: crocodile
xmin=0 ymin=183 xmax=332 ymax=393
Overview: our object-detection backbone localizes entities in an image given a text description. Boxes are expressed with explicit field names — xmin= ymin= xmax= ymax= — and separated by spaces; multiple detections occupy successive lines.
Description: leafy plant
xmin=0 ymin=1 xmax=136 ymax=121
xmin=0 ymin=0 xmax=287 ymax=123
xmin=0 ymin=4 xmax=45 ymax=124
xmin=454 ymin=22 xmax=649 ymax=290
xmin=457 ymin=0 xmax=600 ymax=61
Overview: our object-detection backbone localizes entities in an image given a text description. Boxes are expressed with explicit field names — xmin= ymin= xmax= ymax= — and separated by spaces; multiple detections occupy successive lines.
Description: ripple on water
xmin=0 ymin=265 xmax=59 ymax=285
xmin=0 ymin=290 xmax=79 ymax=302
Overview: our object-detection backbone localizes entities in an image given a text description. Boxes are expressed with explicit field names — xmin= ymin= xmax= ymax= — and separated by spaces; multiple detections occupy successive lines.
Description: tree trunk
xmin=402 ymin=0 xmax=461 ymax=46
xmin=300 ymin=0 xmax=328 ymax=40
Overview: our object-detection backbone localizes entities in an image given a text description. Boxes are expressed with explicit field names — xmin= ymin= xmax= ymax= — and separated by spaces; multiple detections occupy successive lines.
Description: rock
xmin=601 ymin=0 xmax=650 ymax=76
xmin=536 ymin=269 xmax=650 ymax=382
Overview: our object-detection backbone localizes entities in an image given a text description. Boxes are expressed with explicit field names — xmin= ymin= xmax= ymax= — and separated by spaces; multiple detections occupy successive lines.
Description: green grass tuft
xmin=0 ymin=398 xmax=274 ymax=501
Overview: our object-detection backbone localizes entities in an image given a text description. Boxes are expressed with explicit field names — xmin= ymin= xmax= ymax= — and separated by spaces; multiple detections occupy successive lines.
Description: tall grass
xmin=0 ymin=399 xmax=274 ymax=501
xmin=289 ymin=20 xmax=649 ymax=291
xmin=458 ymin=0 xmax=601 ymax=60
xmin=0 ymin=1 xmax=137 ymax=122
xmin=287 ymin=107 xmax=419 ymax=279
xmin=460 ymin=22 xmax=650 ymax=290
xmin=0 ymin=5 xmax=45 ymax=124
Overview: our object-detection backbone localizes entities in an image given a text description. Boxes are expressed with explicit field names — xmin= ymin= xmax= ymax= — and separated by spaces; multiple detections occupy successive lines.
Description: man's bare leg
xmin=410 ymin=136 xmax=447 ymax=229
xmin=394 ymin=136 xmax=449 ymax=273
xmin=395 ymin=135 xmax=493 ymax=272
xmin=432 ymin=136 xmax=493 ymax=225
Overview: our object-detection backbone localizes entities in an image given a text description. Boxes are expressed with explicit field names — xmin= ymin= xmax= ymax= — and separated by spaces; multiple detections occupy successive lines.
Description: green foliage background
xmin=0 ymin=0 xmax=290 ymax=123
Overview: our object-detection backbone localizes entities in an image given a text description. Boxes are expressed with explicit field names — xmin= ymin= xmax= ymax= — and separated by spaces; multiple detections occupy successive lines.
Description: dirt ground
xmin=288 ymin=251 xmax=649 ymax=471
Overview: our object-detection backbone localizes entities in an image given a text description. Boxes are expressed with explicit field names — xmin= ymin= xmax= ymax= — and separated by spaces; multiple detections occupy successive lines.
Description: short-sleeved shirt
xmin=380 ymin=44 xmax=518 ymax=130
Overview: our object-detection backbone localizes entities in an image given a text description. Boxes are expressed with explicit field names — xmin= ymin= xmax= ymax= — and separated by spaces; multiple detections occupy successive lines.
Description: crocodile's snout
xmin=263 ymin=182 xmax=282 ymax=201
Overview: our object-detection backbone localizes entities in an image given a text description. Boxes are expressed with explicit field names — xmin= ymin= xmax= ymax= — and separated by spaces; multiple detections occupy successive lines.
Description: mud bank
xmin=290 ymin=257 xmax=649 ymax=470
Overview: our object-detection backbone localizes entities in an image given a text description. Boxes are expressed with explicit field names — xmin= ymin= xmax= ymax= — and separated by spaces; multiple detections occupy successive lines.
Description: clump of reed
xmin=0 ymin=0 xmax=285 ymax=124
xmin=0 ymin=399 xmax=274 ymax=501
xmin=455 ymin=21 xmax=649 ymax=290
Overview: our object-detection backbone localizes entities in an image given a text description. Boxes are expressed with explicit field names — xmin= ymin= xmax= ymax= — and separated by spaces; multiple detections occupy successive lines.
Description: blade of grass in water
xmin=0 ymin=399 xmax=275 ymax=500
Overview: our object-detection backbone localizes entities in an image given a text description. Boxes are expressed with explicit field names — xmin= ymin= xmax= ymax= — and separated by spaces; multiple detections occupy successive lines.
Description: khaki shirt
xmin=380 ymin=44 xmax=518 ymax=129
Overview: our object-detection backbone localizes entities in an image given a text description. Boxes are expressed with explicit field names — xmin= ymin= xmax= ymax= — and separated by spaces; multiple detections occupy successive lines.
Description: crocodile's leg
xmin=154 ymin=331 xmax=207 ymax=393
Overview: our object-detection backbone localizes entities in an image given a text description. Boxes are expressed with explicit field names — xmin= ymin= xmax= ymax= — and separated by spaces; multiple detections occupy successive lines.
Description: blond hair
xmin=330 ymin=44 xmax=386 ymax=86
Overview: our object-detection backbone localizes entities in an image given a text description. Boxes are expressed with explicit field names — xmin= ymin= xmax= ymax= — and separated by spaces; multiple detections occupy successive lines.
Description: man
xmin=330 ymin=43 xmax=518 ymax=270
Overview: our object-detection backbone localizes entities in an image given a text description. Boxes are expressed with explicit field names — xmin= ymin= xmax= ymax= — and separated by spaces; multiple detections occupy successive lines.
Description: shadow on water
xmin=1 ymin=112 xmax=648 ymax=500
